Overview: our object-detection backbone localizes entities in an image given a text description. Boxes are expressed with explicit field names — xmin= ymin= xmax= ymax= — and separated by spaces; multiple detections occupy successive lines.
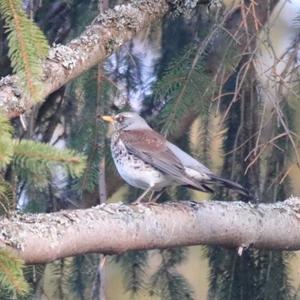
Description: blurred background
xmin=1 ymin=0 xmax=300 ymax=299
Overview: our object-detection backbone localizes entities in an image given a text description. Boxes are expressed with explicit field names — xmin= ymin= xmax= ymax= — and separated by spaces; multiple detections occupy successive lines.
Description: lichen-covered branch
xmin=1 ymin=197 xmax=300 ymax=264
xmin=0 ymin=0 xmax=170 ymax=118
xmin=0 ymin=0 xmax=278 ymax=119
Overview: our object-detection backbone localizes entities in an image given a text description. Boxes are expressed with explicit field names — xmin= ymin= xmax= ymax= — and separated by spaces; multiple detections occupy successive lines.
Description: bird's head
xmin=101 ymin=112 xmax=150 ymax=131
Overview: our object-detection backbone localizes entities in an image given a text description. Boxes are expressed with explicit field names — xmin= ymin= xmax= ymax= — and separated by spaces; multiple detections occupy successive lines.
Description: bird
xmin=102 ymin=111 xmax=250 ymax=202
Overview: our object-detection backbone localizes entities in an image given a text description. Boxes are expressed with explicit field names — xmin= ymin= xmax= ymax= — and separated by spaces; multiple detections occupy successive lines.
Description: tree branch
xmin=0 ymin=0 xmax=278 ymax=119
xmin=1 ymin=196 xmax=300 ymax=264
xmin=0 ymin=0 xmax=170 ymax=118
xmin=0 ymin=0 xmax=279 ymax=201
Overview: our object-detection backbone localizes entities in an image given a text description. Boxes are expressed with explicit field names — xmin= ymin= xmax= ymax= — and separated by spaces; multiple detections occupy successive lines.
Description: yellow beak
xmin=101 ymin=115 xmax=114 ymax=123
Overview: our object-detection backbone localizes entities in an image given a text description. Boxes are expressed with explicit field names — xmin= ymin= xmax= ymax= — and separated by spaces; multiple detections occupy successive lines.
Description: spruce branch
xmin=0 ymin=178 xmax=14 ymax=214
xmin=0 ymin=0 xmax=49 ymax=101
xmin=150 ymin=248 xmax=193 ymax=300
xmin=116 ymin=251 xmax=149 ymax=295
xmin=69 ymin=68 xmax=101 ymax=193
xmin=0 ymin=250 xmax=29 ymax=296
xmin=0 ymin=114 xmax=13 ymax=169
xmin=154 ymin=43 xmax=214 ymax=137
xmin=13 ymin=140 xmax=86 ymax=179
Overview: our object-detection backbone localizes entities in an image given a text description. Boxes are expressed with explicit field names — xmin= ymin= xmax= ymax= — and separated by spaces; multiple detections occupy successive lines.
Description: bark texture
xmin=0 ymin=0 xmax=170 ymax=118
xmin=0 ymin=0 xmax=278 ymax=120
xmin=1 ymin=197 xmax=300 ymax=264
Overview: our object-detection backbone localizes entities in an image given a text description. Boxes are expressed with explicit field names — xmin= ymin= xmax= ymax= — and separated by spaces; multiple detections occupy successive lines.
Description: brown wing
xmin=120 ymin=130 xmax=250 ymax=197
xmin=120 ymin=129 xmax=202 ymax=188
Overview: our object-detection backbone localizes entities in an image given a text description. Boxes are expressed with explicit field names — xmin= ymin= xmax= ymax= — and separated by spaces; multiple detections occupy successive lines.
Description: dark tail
xmin=184 ymin=174 xmax=256 ymax=201
xmin=208 ymin=174 xmax=252 ymax=198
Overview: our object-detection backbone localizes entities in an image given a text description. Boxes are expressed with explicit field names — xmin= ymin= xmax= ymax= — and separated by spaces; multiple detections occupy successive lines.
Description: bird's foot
xmin=132 ymin=187 xmax=165 ymax=204
xmin=132 ymin=196 xmax=147 ymax=204
xmin=132 ymin=187 xmax=152 ymax=204
xmin=149 ymin=190 xmax=165 ymax=203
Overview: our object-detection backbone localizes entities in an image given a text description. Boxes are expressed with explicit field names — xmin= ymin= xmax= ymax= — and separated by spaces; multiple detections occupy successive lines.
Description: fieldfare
xmin=102 ymin=112 xmax=249 ymax=202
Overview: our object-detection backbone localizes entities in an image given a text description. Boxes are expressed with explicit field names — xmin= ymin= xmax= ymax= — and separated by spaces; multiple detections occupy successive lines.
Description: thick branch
xmin=0 ymin=0 xmax=170 ymax=118
xmin=0 ymin=0 xmax=278 ymax=119
xmin=1 ymin=197 xmax=300 ymax=264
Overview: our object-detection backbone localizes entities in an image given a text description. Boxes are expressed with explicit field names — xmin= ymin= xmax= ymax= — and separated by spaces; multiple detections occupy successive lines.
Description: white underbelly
xmin=114 ymin=156 xmax=171 ymax=190
xmin=111 ymin=137 xmax=173 ymax=190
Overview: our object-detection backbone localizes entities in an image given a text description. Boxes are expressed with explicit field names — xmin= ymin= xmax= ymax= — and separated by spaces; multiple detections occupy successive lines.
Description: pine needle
xmin=0 ymin=0 xmax=49 ymax=101
xmin=0 ymin=114 xmax=13 ymax=169
xmin=13 ymin=140 xmax=86 ymax=181
xmin=0 ymin=250 xmax=29 ymax=296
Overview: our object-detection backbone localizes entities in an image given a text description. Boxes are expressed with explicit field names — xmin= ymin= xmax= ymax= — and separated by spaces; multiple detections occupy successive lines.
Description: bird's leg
xmin=148 ymin=190 xmax=156 ymax=202
xmin=149 ymin=192 xmax=159 ymax=203
xmin=150 ymin=188 xmax=166 ymax=203
xmin=133 ymin=186 xmax=152 ymax=204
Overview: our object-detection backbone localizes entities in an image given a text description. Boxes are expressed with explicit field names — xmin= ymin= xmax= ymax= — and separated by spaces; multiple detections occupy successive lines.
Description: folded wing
xmin=120 ymin=129 xmax=214 ymax=192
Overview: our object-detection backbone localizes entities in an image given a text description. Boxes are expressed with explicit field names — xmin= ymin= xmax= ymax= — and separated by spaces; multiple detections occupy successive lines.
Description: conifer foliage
xmin=0 ymin=0 xmax=299 ymax=299
xmin=0 ymin=0 xmax=49 ymax=101
xmin=0 ymin=0 xmax=84 ymax=284
xmin=0 ymin=112 xmax=86 ymax=296
xmin=0 ymin=250 xmax=29 ymax=296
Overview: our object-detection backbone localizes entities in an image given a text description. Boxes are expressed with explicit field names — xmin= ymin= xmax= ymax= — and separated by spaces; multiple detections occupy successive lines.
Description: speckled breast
xmin=110 ymin=132 xmax=171 ymax=190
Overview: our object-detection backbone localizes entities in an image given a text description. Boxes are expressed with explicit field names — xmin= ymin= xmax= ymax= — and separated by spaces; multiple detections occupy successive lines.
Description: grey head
xmin=109 ymin=112 xmax=151 ymax=131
